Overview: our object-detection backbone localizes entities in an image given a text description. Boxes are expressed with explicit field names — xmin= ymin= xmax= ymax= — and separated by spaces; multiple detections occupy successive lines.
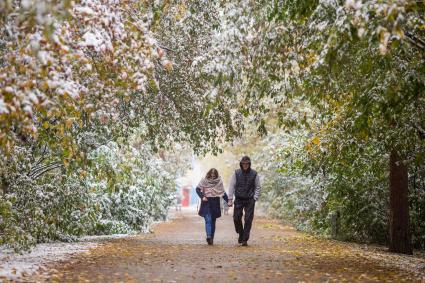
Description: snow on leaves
xmin=0 ymin=0 xmax=168 ymax=153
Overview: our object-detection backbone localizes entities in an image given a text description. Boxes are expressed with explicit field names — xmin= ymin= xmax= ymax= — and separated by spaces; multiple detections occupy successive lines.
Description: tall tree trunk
xmin=389 ymin=150 xmax=413 ymax=254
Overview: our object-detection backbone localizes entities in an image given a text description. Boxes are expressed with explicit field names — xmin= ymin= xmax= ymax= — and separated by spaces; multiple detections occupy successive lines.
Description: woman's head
xmin=206 ymin=168 xmax=219 ymax=180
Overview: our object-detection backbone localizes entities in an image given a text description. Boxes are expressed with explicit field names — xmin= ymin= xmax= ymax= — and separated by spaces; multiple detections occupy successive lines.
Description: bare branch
xmin=32 ymin=163 xmax=63 ymax=179
xmin=157 ymin=44 xmax=175 ymax=53
xmin=33 ymin=145 xmax=48 ymax=168
xmin=405 ymin=31 xmax=425 ymax=51
xmin=28 ymin=162 xmax=62 ymax=178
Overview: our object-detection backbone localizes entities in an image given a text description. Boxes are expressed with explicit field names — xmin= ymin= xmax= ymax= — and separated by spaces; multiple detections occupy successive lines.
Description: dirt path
xmin=20 ymin=208 xmax=425 ymax=282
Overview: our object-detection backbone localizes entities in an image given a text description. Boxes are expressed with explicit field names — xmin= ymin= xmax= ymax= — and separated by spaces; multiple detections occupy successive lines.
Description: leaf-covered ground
xmin=5 ymin=208 xmax=425 ymax=282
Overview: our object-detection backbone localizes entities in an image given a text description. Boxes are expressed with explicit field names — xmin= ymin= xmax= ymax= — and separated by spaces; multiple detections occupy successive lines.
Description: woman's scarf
xmin=198 ymin=176 xmax=225 ymax=198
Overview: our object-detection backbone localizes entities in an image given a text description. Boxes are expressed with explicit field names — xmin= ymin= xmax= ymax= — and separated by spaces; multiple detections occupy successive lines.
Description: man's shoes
xmin=207 ymin=237 xmax=213 ymax=245
xmin=241 ymin=241 xmax=248 ymax=246
xmin=238 ymin=233 xmax=243 ymax=244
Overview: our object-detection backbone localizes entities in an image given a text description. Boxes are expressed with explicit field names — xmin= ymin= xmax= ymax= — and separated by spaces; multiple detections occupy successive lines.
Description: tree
xmin=389 ymin=150 xmax=412 ymax=254
xmin=195 ymin=0 xmax=425 ymax=254
xmin=0 ymin=0 xmax=242 ymax=252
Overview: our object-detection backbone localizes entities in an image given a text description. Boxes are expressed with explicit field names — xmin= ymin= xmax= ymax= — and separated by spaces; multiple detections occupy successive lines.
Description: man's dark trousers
xmin=233 ymin=198 xmax=255 ymax=242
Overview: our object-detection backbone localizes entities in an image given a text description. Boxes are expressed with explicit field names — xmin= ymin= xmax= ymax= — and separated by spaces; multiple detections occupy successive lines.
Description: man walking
xmin=228 ymin=156 xmax=261 ymax=246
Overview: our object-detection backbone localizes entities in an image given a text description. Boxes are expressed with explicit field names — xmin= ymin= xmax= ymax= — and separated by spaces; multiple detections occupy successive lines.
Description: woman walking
xmin=196 ymin=168 xmax=229 ymax=245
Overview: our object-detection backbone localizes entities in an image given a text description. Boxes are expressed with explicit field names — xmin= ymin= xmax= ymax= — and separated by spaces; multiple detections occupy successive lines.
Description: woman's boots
xmin=206 ymin=237 xmax=213 ymax=245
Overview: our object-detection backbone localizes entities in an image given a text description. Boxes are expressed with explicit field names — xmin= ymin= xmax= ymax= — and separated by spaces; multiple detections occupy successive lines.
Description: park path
xmin=20 ymin=207 xmax=425 ymax=282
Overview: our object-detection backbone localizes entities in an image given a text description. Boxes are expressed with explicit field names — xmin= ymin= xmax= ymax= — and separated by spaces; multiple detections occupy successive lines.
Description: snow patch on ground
xmin=0 ymin=234 xmax=130 ymax=281
xmin=0 ymin=209 xmax=187 ymax=281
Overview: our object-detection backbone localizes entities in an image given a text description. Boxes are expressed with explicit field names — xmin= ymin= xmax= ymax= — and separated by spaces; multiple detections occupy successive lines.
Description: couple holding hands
xmin=195 ymin=156 xmax=261 ymax=246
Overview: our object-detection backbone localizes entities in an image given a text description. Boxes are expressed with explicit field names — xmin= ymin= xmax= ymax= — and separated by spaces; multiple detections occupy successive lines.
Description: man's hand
xmin=202 ymin=196 xmax=208 ymax=202
xmin=228 ymin=200 xmax=233 ymax=207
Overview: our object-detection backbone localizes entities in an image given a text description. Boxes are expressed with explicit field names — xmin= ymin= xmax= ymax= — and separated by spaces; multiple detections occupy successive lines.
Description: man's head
xmin=240 ymin=156 xmax=251 ymax=172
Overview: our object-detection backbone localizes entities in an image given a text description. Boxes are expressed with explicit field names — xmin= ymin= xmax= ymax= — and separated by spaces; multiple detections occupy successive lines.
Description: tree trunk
xmin=389 ymin=150 xmax=413 ymax=254
xmin=0 ymin=173 xmax=8 ymax=195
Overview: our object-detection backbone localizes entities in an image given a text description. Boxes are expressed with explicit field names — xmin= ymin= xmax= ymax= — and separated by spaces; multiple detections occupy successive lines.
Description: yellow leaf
xmin=163 ymin=60 xmax=173 ymax=71
xmin=65 ymin=119 xmax=73 ymax=129
xmin=312 ymin=136 xmax=320 ymax=146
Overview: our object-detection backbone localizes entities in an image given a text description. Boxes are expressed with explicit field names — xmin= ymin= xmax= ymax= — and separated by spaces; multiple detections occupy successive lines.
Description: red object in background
xmin=181 ymin=187 xmax=191 ymax=207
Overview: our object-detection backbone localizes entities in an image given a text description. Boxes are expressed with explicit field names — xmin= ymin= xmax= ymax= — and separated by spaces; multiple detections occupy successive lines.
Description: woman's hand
xmin=202 ymin=196 xmax=208 ymax=202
